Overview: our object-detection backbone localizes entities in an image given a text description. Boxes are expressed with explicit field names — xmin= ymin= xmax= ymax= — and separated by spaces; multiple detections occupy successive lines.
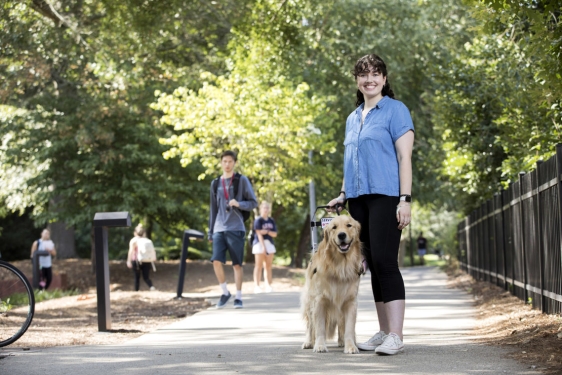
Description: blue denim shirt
xmin=343 ymin=96 xmax=414 ymax=199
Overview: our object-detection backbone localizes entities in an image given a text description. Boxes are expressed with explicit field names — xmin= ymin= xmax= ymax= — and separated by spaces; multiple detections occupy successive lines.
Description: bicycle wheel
xmin=0 ymin=260 xmax=35 ymax=347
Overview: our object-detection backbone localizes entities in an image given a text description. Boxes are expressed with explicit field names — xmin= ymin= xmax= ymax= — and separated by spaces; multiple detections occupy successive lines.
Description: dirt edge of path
xmin=446 ymin=262 xmax=562 ymax=375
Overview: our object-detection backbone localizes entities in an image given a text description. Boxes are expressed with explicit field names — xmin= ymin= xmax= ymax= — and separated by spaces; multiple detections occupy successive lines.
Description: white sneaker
xmin=357 ymin=331 xmax=387 ymax=351
xmin=375 ymin=333 xmax=404 ymax=355
xmin=265 ymin=286 xmax=273 ymax=293
xmin=149 ymin=286 xmax=156 ymax=291
xmin=254 ymin=286 xmax=263 ymax=294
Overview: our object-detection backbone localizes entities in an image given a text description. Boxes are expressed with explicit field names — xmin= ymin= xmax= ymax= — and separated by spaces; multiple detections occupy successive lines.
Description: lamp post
xmin=92 ymin=211 xmax=131 ymax=332
xmin=176 ymin=229 xmax=205 ymax=299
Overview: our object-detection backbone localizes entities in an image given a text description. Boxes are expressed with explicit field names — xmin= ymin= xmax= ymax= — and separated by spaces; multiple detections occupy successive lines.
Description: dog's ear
xmin=320 ymin=225 xmax=331 ymax=249
xmin=354 ymin=219 xmax=361 ymax=234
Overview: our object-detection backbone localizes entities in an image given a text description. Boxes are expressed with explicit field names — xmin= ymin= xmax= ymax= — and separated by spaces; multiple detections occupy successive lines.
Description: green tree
xmin=0 ymin=0 xmax=246 ymax=256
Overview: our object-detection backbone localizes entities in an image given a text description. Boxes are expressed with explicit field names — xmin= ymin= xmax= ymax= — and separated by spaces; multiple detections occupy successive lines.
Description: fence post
xmin=555 ymin=144 xmax=562 ymax=311
xmin=536 ymin=160 xmax=545 ymax=313
xmin=518 ymin=172 xmax=528 ymax=304
xmin=491 ymin=198 xmax=498 ymax=286
xmin=500 ymin=190 xmax=508 ymax=291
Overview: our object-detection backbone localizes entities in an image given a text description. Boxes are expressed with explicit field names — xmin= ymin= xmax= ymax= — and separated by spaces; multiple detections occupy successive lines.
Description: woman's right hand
xmin=127 ymin=261 xmax=132 ymax=269
xmin=327 ymin=194 xmax=346 ymax=212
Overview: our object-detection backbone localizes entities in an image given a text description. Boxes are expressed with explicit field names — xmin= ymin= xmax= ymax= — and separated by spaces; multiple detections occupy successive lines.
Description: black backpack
xmin=212 ymin=173 xmax=252 ymax=222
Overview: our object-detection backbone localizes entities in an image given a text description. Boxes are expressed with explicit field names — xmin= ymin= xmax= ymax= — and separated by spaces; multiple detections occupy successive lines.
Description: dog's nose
xmin=337 ymin=232 xmax=347 ymax=240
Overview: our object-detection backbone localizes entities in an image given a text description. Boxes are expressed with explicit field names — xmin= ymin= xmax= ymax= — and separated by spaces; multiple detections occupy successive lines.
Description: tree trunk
xmin=294 ymin=214 xmax=311 ymax=269
xmin=47 ymin=221 xmax=77 ymax=259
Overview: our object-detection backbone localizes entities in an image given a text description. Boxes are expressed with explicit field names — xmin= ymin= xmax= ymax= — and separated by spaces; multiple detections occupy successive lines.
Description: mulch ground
xmin=447 ymin=262 xmax=562 ymax=375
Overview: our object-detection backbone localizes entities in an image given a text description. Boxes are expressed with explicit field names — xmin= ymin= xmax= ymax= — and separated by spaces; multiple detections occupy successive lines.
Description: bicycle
xmin=0 ymin=259 xmax=35 ymax=347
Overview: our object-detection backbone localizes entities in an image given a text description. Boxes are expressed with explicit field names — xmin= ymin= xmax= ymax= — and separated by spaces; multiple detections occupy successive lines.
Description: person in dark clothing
xmin=417 ymin=232 xmax=427 ymax=266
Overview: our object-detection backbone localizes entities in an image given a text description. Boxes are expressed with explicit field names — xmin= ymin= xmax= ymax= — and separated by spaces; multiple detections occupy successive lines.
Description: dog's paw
xmin=338 ymin=339 xmax=345 ymax=347
xmin=344 ymin=344 xmax=359 ymax=354
xmin=302 ymin=342 xmax=313 ymax=349
xmin=313 ymin=344 xmax=328 ymax=353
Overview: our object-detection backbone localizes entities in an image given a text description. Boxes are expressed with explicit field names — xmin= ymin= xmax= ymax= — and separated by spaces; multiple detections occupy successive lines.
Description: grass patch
xmin=7 ymin=288 xmax=80 ymax=306
xmin=402 ymin=254 xmax=447 ymax=268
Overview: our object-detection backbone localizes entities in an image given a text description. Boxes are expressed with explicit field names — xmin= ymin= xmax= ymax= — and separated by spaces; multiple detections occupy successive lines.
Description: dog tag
xmin=320 ymin=217 xmax=334 ymax=228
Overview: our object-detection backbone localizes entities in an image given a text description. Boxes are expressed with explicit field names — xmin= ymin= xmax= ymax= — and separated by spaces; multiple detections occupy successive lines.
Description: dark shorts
xmin=211 ymin=231 xmax=246 ymax=266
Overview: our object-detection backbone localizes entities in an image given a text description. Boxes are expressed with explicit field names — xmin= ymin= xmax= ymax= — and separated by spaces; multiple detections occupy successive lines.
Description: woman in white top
xmin=127 ymin=224 xmax=155 ymax=291
xmin=30 ymin=229 xmax=57 ymax=290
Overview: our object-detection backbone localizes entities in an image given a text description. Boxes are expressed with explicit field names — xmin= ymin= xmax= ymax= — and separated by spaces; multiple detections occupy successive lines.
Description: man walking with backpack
xmin=209 ymin=150 xmax=258 ymax=309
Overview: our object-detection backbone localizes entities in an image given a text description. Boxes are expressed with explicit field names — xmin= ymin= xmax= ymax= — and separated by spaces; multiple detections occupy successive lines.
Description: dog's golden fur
xmin=301 ymin=215 xmax=362 ymax=354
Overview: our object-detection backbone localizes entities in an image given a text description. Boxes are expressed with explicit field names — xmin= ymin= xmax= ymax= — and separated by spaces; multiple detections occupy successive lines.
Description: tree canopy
xmin=1 ymin=0 xmax=559 ymax=261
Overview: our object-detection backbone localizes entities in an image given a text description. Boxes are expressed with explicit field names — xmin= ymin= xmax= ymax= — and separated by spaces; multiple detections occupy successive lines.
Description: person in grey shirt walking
xmin=209 ymin=150 xmax=258 ymax=309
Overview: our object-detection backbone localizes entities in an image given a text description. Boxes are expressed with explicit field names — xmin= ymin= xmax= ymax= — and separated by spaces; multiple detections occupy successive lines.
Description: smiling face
xmin=356 ymin=67 xmax=386 ymax=102
xmin=324 ymin=216 xmax=361 ymax=254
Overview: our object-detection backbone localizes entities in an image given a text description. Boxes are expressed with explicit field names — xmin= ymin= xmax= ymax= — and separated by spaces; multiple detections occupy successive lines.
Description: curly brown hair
xmin=352 ymin=54 xmax=395 ymax=106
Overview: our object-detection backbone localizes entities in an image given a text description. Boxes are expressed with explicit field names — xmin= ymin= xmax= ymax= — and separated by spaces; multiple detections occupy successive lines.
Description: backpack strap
xmin=212 ymin=176 xmax=220 ymax=199
xmin=233 ymin=172 xmax=241 ymax=198
xmin=214 ymin=174 xmax=241 ymax=198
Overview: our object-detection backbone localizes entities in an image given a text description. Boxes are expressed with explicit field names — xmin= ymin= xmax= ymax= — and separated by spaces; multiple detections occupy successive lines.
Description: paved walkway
xmin=1 ymin=267 xmax=536 ymax=374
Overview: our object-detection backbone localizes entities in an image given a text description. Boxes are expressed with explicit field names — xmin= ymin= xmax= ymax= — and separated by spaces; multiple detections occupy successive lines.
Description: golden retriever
xmin=301 ymin=215 xmax=362 ymax=354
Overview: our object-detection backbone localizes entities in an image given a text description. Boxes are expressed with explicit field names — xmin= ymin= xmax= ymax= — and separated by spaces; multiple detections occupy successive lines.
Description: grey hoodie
xmin=209 ymin=174 xmax=258 ymax=237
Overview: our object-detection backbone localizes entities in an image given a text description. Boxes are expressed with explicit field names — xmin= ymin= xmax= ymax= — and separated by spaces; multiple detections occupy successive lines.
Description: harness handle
xmin=310 ymin=203 xmax=348 ymax=229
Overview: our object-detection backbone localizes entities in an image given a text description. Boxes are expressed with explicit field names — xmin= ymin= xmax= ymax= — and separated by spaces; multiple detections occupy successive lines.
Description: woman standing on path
xmin=252 ymin=201 xmax=278 ymax=293
xmin=328 ymin=54 xmax=414 ymax=355
xmin=30 ymin=229 xmax=57 ymax=290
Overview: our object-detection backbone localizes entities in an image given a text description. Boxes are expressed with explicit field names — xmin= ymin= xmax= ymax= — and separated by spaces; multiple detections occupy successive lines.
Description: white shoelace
xmin=366 ymin=331 xmax=387 ymax=344
xmin=381 ymin=333 xmax=403 ymax=348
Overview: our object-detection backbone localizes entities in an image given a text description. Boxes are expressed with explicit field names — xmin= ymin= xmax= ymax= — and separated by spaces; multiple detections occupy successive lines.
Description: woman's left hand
xmin=396 ymin=203 xmax=411 ymax=230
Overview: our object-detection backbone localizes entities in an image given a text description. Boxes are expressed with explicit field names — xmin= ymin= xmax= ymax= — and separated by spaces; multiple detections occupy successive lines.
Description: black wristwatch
xmin=399 ymin=194 xmax=411 ymax=203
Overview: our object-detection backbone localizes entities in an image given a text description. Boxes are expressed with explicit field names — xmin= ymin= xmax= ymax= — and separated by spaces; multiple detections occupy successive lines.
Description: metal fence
xmin=457 ymin=144 xmax=562 ymax=314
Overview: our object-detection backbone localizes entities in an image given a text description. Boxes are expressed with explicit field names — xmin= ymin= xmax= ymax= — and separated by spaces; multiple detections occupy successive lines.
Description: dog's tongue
xmin=339 ymin=243 xmax=350 ymax=250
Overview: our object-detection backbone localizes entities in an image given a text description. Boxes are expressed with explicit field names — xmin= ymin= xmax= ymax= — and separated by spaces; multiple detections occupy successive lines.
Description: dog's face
xmin=322 ymin=215 xmax=361 ymax=254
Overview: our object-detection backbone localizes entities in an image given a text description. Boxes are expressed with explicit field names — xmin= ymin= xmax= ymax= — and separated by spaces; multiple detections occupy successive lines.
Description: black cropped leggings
xmin=348 ymin=194 xmax=405 ymax=303
xmin=132 ymin=261 xmax=153 ymax=291
xmin=40 ymin=267 xmax=53 ymax=290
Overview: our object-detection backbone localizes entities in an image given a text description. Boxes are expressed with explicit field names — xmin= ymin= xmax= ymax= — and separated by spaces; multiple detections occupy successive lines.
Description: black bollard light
xmin=93 ymin=212 xmax=131 ymax=332
xmin=176 ymin=229 xmax=205 ymax=299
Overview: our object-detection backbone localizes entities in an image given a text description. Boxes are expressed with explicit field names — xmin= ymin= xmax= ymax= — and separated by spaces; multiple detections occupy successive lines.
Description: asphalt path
xmin=0 ymin=266 xmax=536 ymax=375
